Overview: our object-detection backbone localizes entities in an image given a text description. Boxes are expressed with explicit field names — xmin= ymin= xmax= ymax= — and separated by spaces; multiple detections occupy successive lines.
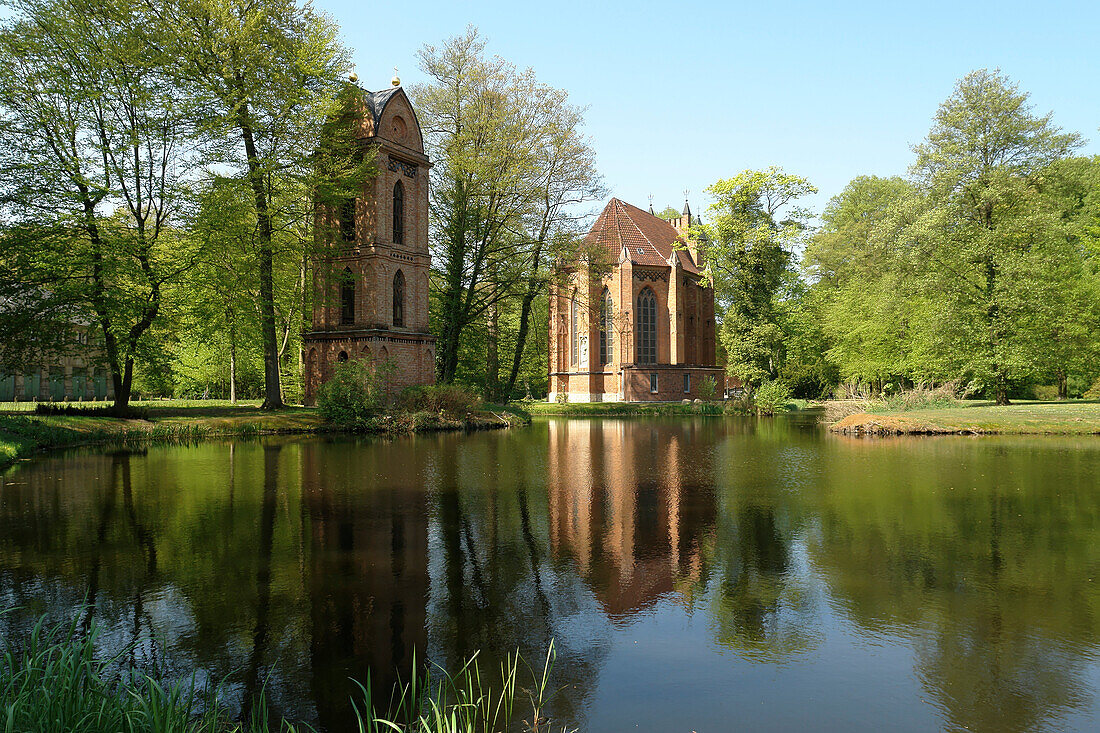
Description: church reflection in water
xmin=546 ymin=419 xmax=716 ymax=619
xmin=3 ymin=419 xmax=1100 ymax=732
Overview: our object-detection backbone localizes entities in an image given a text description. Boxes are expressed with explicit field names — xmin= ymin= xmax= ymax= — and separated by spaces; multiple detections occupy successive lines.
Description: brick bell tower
xmin=303 ymin=72 xmax=435 ymax=404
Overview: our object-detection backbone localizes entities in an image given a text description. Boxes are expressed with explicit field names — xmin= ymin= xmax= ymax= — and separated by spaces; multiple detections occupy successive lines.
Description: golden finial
xmin=348 ymin=72 xmax=358 ymax=83
xmin=391 ymin=66 xmax=400 ymax=87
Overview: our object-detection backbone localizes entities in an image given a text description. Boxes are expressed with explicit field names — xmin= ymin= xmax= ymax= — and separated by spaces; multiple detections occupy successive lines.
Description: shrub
xmin=699 ymin=375 xmax=718 ymax=401
xmin=317 ymin=360 xmax=393 ymax=428
xmin=876 ymin=381 xmax=963 ymax=412
xmin=753 ymin=380 xmax=792 ymax=416
xmin=399 ymin=384 xmax=481 ymax=415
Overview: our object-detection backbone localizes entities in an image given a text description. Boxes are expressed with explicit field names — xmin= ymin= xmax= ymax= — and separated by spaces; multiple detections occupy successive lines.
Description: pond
xmin=2 ymin=415 xmax=1100 ymax=731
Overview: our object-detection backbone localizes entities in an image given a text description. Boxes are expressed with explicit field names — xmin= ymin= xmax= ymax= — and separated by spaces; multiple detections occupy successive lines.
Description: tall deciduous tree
xmin=414 ymin=28 xmax=603 ymax=392
xmin=163 ymin=0 xmax=354 ymax=408
xmin=704 ymin=167 xmax=816 ymax=392
xmin=0 ymin=0 xmax=198 ymax=410
xmin=911 ymin=69 xmax=1083 ymax=404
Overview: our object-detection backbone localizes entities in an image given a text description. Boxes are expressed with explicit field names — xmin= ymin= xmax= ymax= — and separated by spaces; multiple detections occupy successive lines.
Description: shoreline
xmin=0 ymin=404 xmax=528 ymax=470
xmin=829 ymin=401 xmax=1100 ymax=436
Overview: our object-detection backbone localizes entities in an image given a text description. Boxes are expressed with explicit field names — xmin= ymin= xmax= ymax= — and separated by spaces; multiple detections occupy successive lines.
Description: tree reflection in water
xmin=0 ymin=424 xmax=1099 ymax=731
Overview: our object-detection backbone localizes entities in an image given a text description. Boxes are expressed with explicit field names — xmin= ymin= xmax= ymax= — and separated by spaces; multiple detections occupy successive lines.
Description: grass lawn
xmin=830 ymin=400 xmax=1100 ymax=435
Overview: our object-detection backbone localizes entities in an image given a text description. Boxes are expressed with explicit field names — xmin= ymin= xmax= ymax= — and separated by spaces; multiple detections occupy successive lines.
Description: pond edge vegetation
xmin=0 ymin=378 xmax=531 ymax=471
xmin=1 ymin=613 xmax=571 ymax=733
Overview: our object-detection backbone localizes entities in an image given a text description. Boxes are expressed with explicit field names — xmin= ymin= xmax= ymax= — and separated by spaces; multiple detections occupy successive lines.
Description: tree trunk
xmin=229 ymin=325 xmax=237 ymax=405
xmin=486 ymin=298 xmax=499 ymax=401
xmin=236 ymin=92 xmax=284 ymax=409
xmin=1057 ymin=369 xmax=1068 ymax=400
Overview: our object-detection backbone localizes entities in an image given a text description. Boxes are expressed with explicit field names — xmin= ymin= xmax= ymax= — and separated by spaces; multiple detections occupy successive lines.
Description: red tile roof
xmin=587 ymin=198 xmax=701 ymax=274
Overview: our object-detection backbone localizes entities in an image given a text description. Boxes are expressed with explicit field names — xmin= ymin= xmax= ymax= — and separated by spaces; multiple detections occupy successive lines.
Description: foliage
xmin=413 ymin=27 xmax=603 ymax=394
xmin=399 ymin=385 xmax=483 ymax=415
xmin=704 ymin=167 xmax=817 ymax=391
xmin=799 ymin=71 xmax=1100 ymax=404
xmin=752 ymin=379 xmax=792 ymax=415
xmin=699 ymin=375 xmax=718 ymax=401
xmin=161 ymin=0 xmax=365 ymax=409
xmin=316 ymin=360 xmax=395 ymax=428
xmin=0 ymin=0 xmax=201 ymax=409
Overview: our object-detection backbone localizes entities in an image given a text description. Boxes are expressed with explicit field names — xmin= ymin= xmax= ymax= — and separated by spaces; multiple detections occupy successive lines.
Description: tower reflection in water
xmin=300 ymin=441 xmax=429 ymax=732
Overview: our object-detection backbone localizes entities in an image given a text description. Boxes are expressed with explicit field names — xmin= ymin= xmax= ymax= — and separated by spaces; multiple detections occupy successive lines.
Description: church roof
xmin=587 ymin=198 xmax=701 ymax=274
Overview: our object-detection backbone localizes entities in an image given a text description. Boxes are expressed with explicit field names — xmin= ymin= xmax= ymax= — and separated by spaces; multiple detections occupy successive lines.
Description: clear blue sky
xmin=316 ymin=0 xmax=1100 ymax=220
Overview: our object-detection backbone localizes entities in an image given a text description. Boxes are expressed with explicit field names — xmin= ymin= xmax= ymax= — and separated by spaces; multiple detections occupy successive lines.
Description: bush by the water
xmin=753 ymin=380 xmax=792 ymax=415
xmin=316 ymin=360 xmax=395 ymax=428
xmin=399 ymin=384 xmax=482 ymax=414
xmin=871 ymin=382 xmax=967 ymax=412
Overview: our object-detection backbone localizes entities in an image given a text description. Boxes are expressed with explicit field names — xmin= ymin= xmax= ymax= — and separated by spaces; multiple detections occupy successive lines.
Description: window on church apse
xmin=570 ymin=295 xmax=579 ymax=367
xmin=599 ymin=288 xmax=614 ymax=366
xmin=637 ymin=287 xmax=657 ymax=364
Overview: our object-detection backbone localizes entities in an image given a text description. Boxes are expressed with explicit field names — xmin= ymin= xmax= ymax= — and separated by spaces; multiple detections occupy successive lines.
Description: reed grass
xmin=1 ymin=613 xmax=573 ymax=733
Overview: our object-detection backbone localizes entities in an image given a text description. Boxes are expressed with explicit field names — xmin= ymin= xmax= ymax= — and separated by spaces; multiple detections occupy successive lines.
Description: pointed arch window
xmin=339 ymin=198 xmax=356 ymax=243
xmin=392 ymin=181 xmax=405 ymax=245
xmin=393 ymin=269 xmax=405 ymax=327
xmin=599 ymin=288 xmax=614 ymax=366
xmin=340 ymin=268 xmax=355 ymax=325
xmin=570 ymin=295 xmax=579 ymax=367
xmin=637 ymin=287 xmax=657 ymax=364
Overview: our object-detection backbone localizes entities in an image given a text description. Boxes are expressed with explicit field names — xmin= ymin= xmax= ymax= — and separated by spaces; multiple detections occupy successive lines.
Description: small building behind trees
xmin=0 ymin=323 xmax=113 ymax=403
xmin=302 ymin=76 xmax=436 ymax=404
xmin=549 ymin=198 xmax=723 ymax=402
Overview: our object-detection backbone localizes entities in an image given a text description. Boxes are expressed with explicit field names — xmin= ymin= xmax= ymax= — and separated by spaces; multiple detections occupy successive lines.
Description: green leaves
xmin=704 ymin=167 xmax=816 ymax=390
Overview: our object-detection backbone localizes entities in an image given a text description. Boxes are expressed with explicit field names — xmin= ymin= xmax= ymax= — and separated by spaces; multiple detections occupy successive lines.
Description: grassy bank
xmin=1 ymin=615 xmax=565 ymax=733
xmin=0 ymin=401 xmax=529 ymax=470
xmin=830 ymin=400 xmax=1100 ymax=435
xmin=521 ymin=398 xmax=810 ymax=417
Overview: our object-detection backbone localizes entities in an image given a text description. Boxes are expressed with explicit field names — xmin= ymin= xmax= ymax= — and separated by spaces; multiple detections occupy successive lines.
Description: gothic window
xmin=570 ymin=295 xmax=579 ymax=367
xmin=340 ymin=267 xmax=355 ymax=325
xmin=339 ymin=198 xmax=356 ymax=243
xmin=393 ymin=269 xmax=405 ymax=327
xmin=599 ymin=288 xmax=614 ymax=366
xmin=392 ymin=181 xmax=405 ymax=245
xmin=637 ymin=287 xmax=657 ymax=364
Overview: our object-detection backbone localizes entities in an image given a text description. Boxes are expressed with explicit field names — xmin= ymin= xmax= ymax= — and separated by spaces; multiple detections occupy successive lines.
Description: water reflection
xmin=1 ymin=421 xmax=1099 ymax=731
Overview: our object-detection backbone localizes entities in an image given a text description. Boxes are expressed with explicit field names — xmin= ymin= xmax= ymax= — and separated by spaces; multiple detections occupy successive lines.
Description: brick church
xmin=549 ymin=198 xmax=724 ymax=402
xmin=303 ymin=76 xmax=435 ymax=403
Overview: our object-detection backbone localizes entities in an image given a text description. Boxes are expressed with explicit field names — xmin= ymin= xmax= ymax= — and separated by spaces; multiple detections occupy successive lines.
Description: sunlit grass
xmin=831 ymin=400 xmax=1100 ymax=435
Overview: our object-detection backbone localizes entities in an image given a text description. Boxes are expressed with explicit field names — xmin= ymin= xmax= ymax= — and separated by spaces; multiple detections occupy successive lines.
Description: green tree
xmin=704 ymin=167 xmax=817 ymax=392
xmin=414 ymin=28 xmax=603 ymax=392
xmin=910 ymin=69 xmax=1083 ymax=404
xmin=803 ymin=176 xmax=923 ymax=392
xmin=0 ymin=0 xmax=199 ymax=410
xmin=163 ymin=0 xmax=355 ymax=408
